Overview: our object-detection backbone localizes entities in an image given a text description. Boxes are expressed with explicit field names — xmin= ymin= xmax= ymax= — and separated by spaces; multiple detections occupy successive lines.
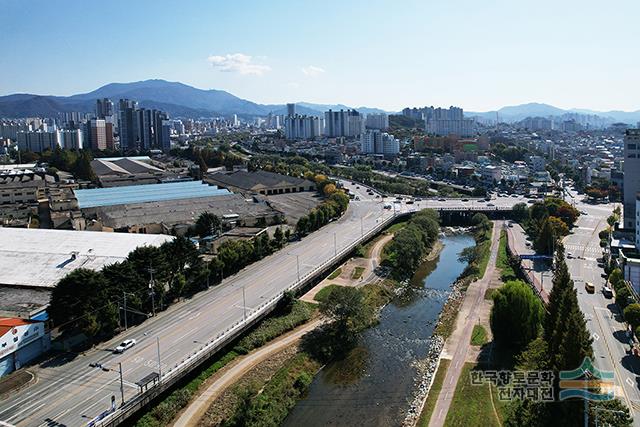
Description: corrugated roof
xmin=75 ymin=181 xmax=231 ymax=208
xmin=0 ymin=228 xmax=173 ymax=288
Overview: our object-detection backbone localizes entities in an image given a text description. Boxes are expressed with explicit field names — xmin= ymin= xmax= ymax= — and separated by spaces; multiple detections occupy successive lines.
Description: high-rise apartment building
xmin=85 ymin=119 xmax=114 ymax=151
xmin=284 ymin=115 xmax=322 ymax=140
xmin=425 ymin=106 xmax=474 ymax=137
xmin=287 ymin=103 xmax=296 ymax=117
xmin=118 ymin=99 xmax=139 ymax=151
xmin=624 ymin=129 xmax=640 ymax=229
xmin=365 ymin=113 xmax=389 ymax=130
xmin=96 ymin=98 xmax=114 ymax=119
xmin=16 ymin=130 xmax=62 ymax=152
xmin=360 ymin=129 xmax=400 ymax=155
xmin=324 ymin=109 xmax=362 ymax=138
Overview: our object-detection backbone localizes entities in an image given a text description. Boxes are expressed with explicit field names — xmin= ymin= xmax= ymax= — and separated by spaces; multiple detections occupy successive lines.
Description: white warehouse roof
xmin=0 ymin=228 xmax=174 ymax=288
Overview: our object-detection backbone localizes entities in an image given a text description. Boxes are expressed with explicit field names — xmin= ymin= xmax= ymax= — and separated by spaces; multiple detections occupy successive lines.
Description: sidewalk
xmin=429 ymin=222 xmax=502 ymax=427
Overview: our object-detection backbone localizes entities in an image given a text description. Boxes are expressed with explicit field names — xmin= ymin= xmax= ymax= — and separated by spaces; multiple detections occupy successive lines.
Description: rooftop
xmin=0 ymin=228 xmax=173 ymax=288
xmin=208 ymin=170 xmax=312 ymax=191
xmin=75 ymin=181 xmax=231 ymax=209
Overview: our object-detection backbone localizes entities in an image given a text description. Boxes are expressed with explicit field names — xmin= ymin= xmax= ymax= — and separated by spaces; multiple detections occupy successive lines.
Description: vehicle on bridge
xmin=114 ymin=339 xmax=136 ymax=353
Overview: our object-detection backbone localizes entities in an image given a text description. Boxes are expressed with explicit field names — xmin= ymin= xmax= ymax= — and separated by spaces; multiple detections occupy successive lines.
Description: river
xmin=282 ymin=234 xmax=474 ymax=427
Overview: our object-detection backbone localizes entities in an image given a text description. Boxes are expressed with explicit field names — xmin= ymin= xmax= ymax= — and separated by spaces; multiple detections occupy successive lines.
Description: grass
xmin=497 ymin=230 xmax=517 ymax=281
xmin=224 ymin=352 xmax=321 ymax=426
xmin=135 ymin=300 xmax=316 ymax=427
xmin=351 ymin=266 xmax=365 ymax=280
xmin=362 ymin=280 xmax=396 ymax=309
xmin=475 ymin=225 xmax=493 ymax=280
xmin=470 ymin=325 xmax=488 ymax=346
xmin=484 ymin=288 xmax=496 ymax=300
xmin=444 ymin=363 xmax=506 ymax=427
xmin=327 ymin=268 xmax=342 ymax=280
xmin=313 ymin=284 xmax=342 ymax=303
xmin=386 ymin=219 xmax=408 ymax=234
xmin=417 ymin=359 xmax=451 ymax=427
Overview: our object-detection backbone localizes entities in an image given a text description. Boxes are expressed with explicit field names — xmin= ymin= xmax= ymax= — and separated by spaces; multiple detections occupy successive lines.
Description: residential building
xmin=324 ymin=109 xmax=363 ymax=138
xmin=287 ymin=103 xmax=296 ymax=117
xmin=284 ymin=115 xmax=322 ymax=140
xmin=118 ymin=99 xmax=139 ymax=151
xmin=528 ymin=155 xmax=546 ymax=172
xmin=85 ymin=119 xmax=113 ymax=151
xmin=624 ymin=129 xmax=640 ymax=229
xmin=365 ymin=113 xmax=389 ymax=130
xmin=481 ymin=165 xmax=502 ymax=184
xmin=16 ymin=130 xmax=62 ymax=152
xmin=96 ymin=98 xmax=114 ymax=119
xmin=425 ymin=106 xmax=474 ymax=137
xmin=360 ymin=130 xmax=400 ymax=156
xmin=60 ymin=129 xmax=83 ymax=150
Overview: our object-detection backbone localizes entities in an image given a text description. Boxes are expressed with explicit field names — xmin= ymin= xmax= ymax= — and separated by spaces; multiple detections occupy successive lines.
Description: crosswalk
xmin=564 ymin=243 xmax=602 ymax=257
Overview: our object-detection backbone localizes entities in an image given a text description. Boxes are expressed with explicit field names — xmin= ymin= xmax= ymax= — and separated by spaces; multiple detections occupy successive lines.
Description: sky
xmin=1 ymin=0 xmax=639 ymax=112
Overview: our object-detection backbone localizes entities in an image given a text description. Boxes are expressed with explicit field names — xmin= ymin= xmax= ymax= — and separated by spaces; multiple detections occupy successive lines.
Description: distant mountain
xmin=296 ymin=102 xmax=388 ymax=115
xmin=0 ymin=79 xmax=389 ymax=119
xmin=467 ymin=102 xmax=640 ymax=125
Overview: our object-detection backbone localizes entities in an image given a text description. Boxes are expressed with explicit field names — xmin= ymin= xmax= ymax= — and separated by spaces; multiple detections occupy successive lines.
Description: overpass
xmin=0 ymin=185 xmax=522 ymax=427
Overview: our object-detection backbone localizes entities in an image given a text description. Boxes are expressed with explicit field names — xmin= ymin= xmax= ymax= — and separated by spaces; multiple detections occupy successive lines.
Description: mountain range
xmin=0 ymin=79 xmax=639 ymax=124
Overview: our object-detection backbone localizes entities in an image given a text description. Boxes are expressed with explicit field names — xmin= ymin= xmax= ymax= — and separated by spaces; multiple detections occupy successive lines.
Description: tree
xmin=589 ymin=400 xmax=632 ymax=427
xmin=624 ymin=303 xmax=640 ymax=330
xmin=547 ymin=216 xmax=569 ymax=237
xmin=511 ymin=203 xmax=530 ymax=223
xmin=490 ymin=280 xmax=544 ymax=350
xmin=195 ymin=211 xmax=221 ymax=237
xmin=273 ymin=226 xmax=284 ymax=248
xmin=322 ymin=183 xmax=337 ymax=195
xmin=320 ymin=286 xmax=373 ymax=347
xmin=534 ymin=217 xmax=556 ymax=256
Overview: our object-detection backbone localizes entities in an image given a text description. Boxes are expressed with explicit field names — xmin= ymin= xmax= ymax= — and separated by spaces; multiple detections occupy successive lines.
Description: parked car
xmin=462 ymin=198 xmax=469 ymax=202
xmin=602 ymin=285 xmax=613 ymax=299
xmin=439 ymin=198 xmax=446 ymax=202
xmin=114 ymin=339 xmax=136 ymax=353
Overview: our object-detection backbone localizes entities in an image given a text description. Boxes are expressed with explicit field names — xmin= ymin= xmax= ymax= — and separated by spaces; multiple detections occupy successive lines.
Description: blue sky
xmin=1 ymin=0 xmax=639 ymax=112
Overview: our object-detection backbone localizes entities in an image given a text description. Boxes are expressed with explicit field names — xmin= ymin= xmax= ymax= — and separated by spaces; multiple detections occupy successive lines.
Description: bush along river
xmin=283 ymin=233 xmax=474 ymax=427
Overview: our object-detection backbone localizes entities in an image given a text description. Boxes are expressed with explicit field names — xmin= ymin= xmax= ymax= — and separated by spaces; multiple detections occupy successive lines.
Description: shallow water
xmin=282 ymin=234 xmax=474 ymax=427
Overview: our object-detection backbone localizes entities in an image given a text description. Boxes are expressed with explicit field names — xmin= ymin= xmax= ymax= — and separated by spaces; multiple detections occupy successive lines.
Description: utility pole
xmin=123 ymin=292 xmax=128 ymax=331
xmin=156 ymin=337 xmax=162 ymax=382
xmin=242 ymin=285 xmax=247 ymax=322
xmin=147 ymin=262 xmax=156 ymax=317
xmin=118 ymin=362 xmax=124 ymax=406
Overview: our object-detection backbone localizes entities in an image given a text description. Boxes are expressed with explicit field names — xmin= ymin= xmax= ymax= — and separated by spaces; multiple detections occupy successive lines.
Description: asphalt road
xmin=0 ymin=186 xmax=524 ymax=427
xmin=561 ymin=188 xmax=640 ymax=424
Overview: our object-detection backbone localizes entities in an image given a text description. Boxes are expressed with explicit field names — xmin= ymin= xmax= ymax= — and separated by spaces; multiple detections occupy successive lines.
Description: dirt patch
xmin=0 ymin=370 xmax=35 ymax=399
xmin=197 ymin=346 xmax=299 ymax=426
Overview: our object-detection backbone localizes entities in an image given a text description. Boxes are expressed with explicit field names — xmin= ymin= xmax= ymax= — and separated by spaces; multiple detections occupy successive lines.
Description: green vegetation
xmin=497 ymin=230 xmax=517 ymax=281
xmin=295 ymin=191 xmax=350 ymax=236
xmin=135 ymin=299 xmax=314 ymax=427
xmin=511 ymin=199 xmax=580 ymax=256
xmin=136 ymin=351 xmax=238 ymax=427
xmin=313 ymin=284 xmax=342 ymax=303
xmin=222 ymin=352 xmax=321 ymax=427
xmin=19 ymin=147 xmax=97 ymax=181
xmin=417 ymin=359 xmax=451 ymax=427
xmin=327 ymin=268 xmax=342 ymax=280
xmin=470 ymin=324 xmax=488 ymax=346
xmin=484 ymin=288 xmax=496 ymax=300
xmin=490 ymin=280 xmax=544 ymax=351
xmin=610 ymin=267 xmax=635 ymax=311
xmin=458 ymin=213 xmax=493 ymax=280
xmin=234 ymin=300 xmax=315 ymax=354
xmin=351 ymin=266 xmax=365 ymax=280
xmin=444 ymin=363 xmax=506 ymax=427
xmin=385 ymin=209 xmax=440 ymax=278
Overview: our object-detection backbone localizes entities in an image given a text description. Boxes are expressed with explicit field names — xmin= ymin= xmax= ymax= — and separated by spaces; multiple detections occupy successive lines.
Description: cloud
xmin=287 ymin=82 xmax=300 ymax=89
xmin=207 ymin=53 xmax=271 ymax=75
xmin=301 ymin=65 xmax=326 ymax=77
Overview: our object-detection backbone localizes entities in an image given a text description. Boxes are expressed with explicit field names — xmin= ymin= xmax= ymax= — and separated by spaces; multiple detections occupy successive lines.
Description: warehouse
xmin=0 ymin=227 xmax=173 ymax=288
xmin=205 ymin=170 xmax=316 ymax=196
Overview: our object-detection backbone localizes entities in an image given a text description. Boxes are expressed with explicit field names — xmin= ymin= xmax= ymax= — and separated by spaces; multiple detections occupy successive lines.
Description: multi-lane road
xmin=561 ymin=188 xmax=640 ymax=423
xmin=0 ymin=186 xmax=525 ymax=427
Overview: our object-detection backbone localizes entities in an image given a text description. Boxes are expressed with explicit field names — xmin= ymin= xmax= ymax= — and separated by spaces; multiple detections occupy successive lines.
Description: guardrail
xmin=95 ymin=209 xmax=401 ymax=426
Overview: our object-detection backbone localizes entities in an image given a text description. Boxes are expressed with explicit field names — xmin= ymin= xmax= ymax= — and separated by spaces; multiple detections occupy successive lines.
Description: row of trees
xmin=511 ymin=199 xmax=580 ymax=256
xmin=385 ymin=209 xmax=440 ymax=278
xmin=295 ymin=191 xmax=349 ymax=236
xmin=21 ymin=147 xmax=97 ymax=181
xmin=493 ymin=245 xmax=631 ymax=426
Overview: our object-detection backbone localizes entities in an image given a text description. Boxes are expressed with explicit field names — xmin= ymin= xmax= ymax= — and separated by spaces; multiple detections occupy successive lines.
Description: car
xmin=415 ymin=198 xmax=422 ymax=201
xmin=602 ymin=285 xmax=613 ymax=298
xmin=351 ymin=182 xmax=356 ymax=185
xmin=527 ymin=199 xmax=536 ymax=203
xmin=356 ymin=186 xmax=360 ymax=189
xmin=585 ymin=282 xmax=595 ymax=293
xmin=114 ymin=339 xmax=136 ymax=353
xmin=567 ymin=252 xmax=574 ymax=259
xmin=487 ymin=203 xmax=495 ymax=207
xmin=439 ymin=198 xmax=446 ymax=202
xmin=462 ymin=198 xmax=469 ymax=202
xmin=484 ymin=197 xmax=491 ymax=201
xmin=581 ymin=210 xmax=588 ymax=215
xmin=511 ymin=194 xmax=519 ymax=198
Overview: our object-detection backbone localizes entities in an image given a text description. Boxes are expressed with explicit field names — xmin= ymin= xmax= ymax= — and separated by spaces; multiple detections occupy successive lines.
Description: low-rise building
xmin=205 ymin=170 xmax=315 ymax=196
xmin=0 ymin=317 xmax=50 ymax=377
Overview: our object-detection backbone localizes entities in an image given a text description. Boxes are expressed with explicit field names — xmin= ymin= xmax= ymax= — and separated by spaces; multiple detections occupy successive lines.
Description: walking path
xmin=429 ymin=222 xmax=502 ymax=427
xmin=172 ymin=318 xmax=322 ymax=427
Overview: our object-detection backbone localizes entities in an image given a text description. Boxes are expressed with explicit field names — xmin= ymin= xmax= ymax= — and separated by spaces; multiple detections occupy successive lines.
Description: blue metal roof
xmin=75 ymin=181 xmax=231 ymax=208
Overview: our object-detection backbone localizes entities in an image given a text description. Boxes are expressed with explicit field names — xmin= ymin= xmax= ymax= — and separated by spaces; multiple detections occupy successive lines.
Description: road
xmin=561 ymin=188 xmax=640 ymax=423
xmin=0 ymin=185 xmax=524 ymax=427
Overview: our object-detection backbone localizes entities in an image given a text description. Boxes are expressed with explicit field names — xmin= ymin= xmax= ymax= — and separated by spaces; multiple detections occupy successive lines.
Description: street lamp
xmin=89 ymin=362 xmax=125 ymax=406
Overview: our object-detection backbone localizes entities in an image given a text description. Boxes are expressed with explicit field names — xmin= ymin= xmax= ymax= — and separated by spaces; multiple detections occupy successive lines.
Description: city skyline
xmin=2 ymin=0 xmax=640 ymax=112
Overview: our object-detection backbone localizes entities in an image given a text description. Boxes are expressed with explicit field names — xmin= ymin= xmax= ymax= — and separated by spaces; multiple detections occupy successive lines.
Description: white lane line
xmin=5 ymin=402 xmax=46 ymax=422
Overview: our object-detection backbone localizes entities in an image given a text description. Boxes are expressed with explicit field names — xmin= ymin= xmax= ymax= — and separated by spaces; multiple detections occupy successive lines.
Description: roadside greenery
xmin=135 ymin=299 xmax=315 ymax=427
xmin=327 ymin=268 xmax=342 ymax=280
xmin=295 ymin=191 xmax=349 ymax=236
xmin=313 ymin=284 xmax=342 ymax=303
xmin=458 ymin=213 xmax=493 ymax=280
xmin=385 ymin=209 xmax=440 ymax=278
xmin=470 ymin=324 xmax=488 ymax=346
xmin=497 ymin=230 xmax=517 ymax=282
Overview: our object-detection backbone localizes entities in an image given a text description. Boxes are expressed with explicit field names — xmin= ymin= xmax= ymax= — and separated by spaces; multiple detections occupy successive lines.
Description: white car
xmin=114 ymin=339 xmax=136 ymax=353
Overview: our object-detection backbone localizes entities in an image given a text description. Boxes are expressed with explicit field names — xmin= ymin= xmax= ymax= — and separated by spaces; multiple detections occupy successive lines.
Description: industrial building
xmin=90 ymin=156 xmax=187 ymax=187
xmin=0 ymin=317 xmax=50 ymax=377
xmin=205 ymin=170 xmax=316 ymax=196
xmin=76 ymin=180 xmax=280 ymax=233
xmin=0 ymin=227 xmax=173 ymax=289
